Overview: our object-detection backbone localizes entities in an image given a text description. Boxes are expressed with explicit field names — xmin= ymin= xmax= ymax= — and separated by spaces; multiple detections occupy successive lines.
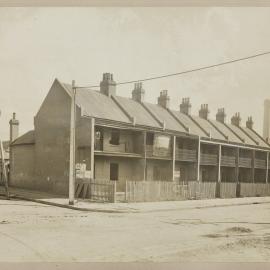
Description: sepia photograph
xmin=1 ymin=1 xmax=270 ymax=267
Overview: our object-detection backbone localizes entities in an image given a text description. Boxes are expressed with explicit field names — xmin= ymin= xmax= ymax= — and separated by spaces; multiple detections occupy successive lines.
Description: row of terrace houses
xmin=9 ymin=73 xmax=270 ymax=195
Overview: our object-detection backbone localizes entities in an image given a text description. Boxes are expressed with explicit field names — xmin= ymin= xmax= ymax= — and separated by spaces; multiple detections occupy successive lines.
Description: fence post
xmin=125 ymin=180 xmax=127 ymax=202
xmin=266 ymin=152 xmax=269 ymax=183
xmin=112 ymin=181 xmax=116 ymax=203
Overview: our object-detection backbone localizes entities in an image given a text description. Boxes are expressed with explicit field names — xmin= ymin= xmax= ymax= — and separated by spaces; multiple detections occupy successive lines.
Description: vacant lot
xmin=0 ymin=198 xmax=270 ymax=262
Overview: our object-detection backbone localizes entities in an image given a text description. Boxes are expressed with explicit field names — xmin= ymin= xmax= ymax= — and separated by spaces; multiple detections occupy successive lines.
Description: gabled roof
xmin=61 ymin=82 xmax=131 ymax=124
xmin=55 ymin=79 xmax=269 ymax=150
xmin=11 ymin=130 xmax=35 ymax=146
xmin=113 ymin=96 xmax=161 ymax=128
xmin=143 ymin=102 xmax=187 ymax=133
xmin=191 ymin=116 xmax=225 ymax=141
xmin=227 ymin=124 xmax=256 ymax=146
xmin=242 ymin=127 xmax=269 ymax=148
xmin=170 ymin=110 xmax=207 ymax=138
xmin=208 ymin=120 xmax=243 ymax=144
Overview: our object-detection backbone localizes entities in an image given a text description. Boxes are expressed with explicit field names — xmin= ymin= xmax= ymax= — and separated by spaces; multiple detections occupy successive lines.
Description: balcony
xmin=239 ymin=157 xmax=252 ymax=168
xmin=146 ymin=145 xmax=171 ymax=159
xmin=255 ymin=158 xmax=266 ymax=169
xmin=176 ymin=149 xmax=197 ymax=162
xmin=200 ymin=153 xmax=218 ymax=166
xmin=221 ymin=155 xmax=236 ymax=167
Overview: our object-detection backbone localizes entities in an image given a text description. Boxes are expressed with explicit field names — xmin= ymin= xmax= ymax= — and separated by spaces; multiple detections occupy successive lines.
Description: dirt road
xmin=0 ymin=199 xmax=270 ymax=262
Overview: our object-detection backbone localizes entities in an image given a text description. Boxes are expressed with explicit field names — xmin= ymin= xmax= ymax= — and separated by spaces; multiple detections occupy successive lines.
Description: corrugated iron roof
xmin=170 ymin=110 xmax=207 ymax=138
xmin=242 ymin=127 xmax=269 ymax=148
xmin=143 ymin=103 xmax=187 ymax=133
xmin=227 ymin=124 xmax=256 ymax=146
xmin=56 ymin=79 xmax=269 ymax=149
xmin=191 ymin=116 xmax=225 ymax=141
xmin=208 ymin=120 xmax=243 ymax=144
xmin=61 ymin=82 xmax=131 ymax=124
xmin=113 ymin=96 xmax=161 ymax=128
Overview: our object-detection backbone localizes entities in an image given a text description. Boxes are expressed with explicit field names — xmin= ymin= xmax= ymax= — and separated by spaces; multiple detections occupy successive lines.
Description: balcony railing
xmin=221 ymin=155 xmax=236 ymax=167
xmin=175 ymin=149 xmax=197 ymax=162
xmin=255 ymin=159 xmax=266 ymax=169
xmin=146 ymin=145 xmax=171 ymax=158
xmin=239 ymin=157 xmax=252 ymax=168
xmin=200 ymin=153 xmax=218 ymax=166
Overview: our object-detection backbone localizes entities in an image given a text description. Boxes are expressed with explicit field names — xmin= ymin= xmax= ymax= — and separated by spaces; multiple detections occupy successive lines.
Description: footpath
xmin=1 ymin=186 xmax=270 ymax=213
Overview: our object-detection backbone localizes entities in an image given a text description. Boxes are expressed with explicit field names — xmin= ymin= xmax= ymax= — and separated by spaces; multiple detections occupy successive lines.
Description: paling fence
xmin=125 ymin=181 xmax=217 ymax=202
xmin=187 ymin=181 xmax=216 ymax=200
xmin=220 ymin=183 xmax=237 ymax=198
xmin=124 ymin=181 xmax=270 ymax=202
xmin=75 ymin=179 xmax=270 ymax=203
xmin=125 ymin=181 xmax=189 ymax=202
xmin=240 ymin=183 xmax=270 ymax=197
xmin=75 ymin=179 xmax=116 ymax=203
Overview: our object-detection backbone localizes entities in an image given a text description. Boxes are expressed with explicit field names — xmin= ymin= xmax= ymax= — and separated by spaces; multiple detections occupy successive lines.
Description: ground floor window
xmin=110 ymin=163 xmax=119 ymax=181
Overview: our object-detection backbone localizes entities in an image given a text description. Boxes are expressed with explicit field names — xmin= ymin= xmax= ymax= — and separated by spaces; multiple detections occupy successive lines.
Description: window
xmin=109 ymin=129 xmax=120 ymax=145
xmin=110 ymin=163 xmax=119 ymax=181
xmin=146 ymin=133 xmax=154 ymax=145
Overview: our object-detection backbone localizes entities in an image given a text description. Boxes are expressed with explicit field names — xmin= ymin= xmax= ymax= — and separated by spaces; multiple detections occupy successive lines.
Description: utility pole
xmin=69 ymin=80 xmax=76 ymax=205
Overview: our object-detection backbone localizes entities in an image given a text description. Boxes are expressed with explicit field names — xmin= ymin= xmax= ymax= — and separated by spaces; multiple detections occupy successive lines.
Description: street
xmin=0 ymin=198 xmax=270 ymax=262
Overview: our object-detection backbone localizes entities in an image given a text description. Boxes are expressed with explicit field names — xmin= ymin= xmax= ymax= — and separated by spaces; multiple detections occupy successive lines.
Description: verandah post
xmin=90 ymin=117 xmax=95 ymax=180
xmin=143 ymin=131 xmax=147 ymax=181
xmin=197 ymin=136 xmax=201 ymax=182
xmin=266 ymin=152 xmax=269 ymax=183
xmin=172 ymin=135 xmax=176 ymax=181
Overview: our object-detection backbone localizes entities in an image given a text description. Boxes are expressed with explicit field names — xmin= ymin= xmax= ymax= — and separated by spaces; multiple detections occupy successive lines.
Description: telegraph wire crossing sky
xmin=76 ymin=50 xmax=270 ymax=89
xmin=0 ymin=7 xmax=270 ymax=140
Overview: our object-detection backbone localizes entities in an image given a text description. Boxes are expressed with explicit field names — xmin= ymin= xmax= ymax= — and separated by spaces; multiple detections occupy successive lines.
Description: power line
xmin=76 ymin=50 xmax=270 ymax=89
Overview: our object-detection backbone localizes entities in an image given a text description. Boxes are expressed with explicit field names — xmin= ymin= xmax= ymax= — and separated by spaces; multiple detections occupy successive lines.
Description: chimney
xmin=132 ymin=82 xmax=145 ymax=103
xmin=9 ymin=112 xmax=19 ymax=143
xmin=157 ymin=90 xmax=170 ymax=109
xmin=231 ymin=112 xmax=241 ymax=127
xmin=246 ymin=116 xmax=254 ymax=129
xmin=100 ymin=73 xmax=116 ymax=97
xmin=216 ymin=108 xmax=226 ymax=123
xmin=199 ymin=104 xmax=210 ymax=120
xmin=180 ymin=97 xmax=191 ymax=115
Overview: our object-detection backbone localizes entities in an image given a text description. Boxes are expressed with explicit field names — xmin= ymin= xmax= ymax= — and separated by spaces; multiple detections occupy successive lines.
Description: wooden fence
xmin=240 ymin=183 xmax=270 ymax=197
xmin=75 ymin=179 xmax=116 ymax=203
xmin=125 ymin=181 xmax=217 ymax=202
xmin=188 ymin=181 xmax=216 ymax=199
xmin=125 ymin=181 xmax=189 ymax=202
xmin=220 ymin=183 xmax=237 ymax=198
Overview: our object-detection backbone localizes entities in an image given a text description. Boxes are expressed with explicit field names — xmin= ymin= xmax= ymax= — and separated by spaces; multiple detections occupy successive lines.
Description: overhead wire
xmin=75 ymin=51 xmax=270 ymax=90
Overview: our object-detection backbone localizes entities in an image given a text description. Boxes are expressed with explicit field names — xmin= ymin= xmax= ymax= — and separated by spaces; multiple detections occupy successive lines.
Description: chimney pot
xmin=132 ymin=82 xmax=145 ymax=103
xmin=246 ymin=116 xmax=254 ymax=129
xmin=157 ymin=90 xmax=170 ymax=109
xmin=216 ymin=108 xmax=226 ymax=123
xmin=100 ymin=72 xmax=116 ymax=96
xmin=231 ymin=112 xmax=241 ymax=126
xmin=180 ymin=97 xmax=191 ymax=115
xmin=199 ymin=104 xmax=210 ymax=120
xmin=9 ymin=112 xmax=19 ymax=142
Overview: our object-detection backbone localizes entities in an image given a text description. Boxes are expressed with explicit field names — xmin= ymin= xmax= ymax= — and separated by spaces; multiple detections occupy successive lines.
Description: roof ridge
xmin=188 ymin=115 xmax=210 ymax=138
xmin=141 ymin=103 xmax=164 ymax=129
xmin=238 ymin=125 xmax=259 ymax=146
xmin=246 ymin=127 xmax=270 ymax=147
xmin=224 ymin=123 xmax=245 ymax=143
xmin=166 ymin=109 xmax=189 ymax=132
xmin=110 ymin=95 xmax=134 ymax=124
xmin=207 ymin=119 xmax=229 ymax=141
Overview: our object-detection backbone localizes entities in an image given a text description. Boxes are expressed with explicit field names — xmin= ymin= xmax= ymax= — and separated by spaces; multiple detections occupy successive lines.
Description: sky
xmin=0 ymin=7 xmax=270 ymax=140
